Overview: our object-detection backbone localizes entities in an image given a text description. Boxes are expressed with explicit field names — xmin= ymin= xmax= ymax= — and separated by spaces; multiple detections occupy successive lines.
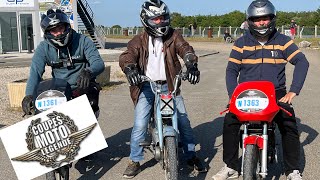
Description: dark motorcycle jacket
xmin=226 ymin=30 xmax=309 ymax=98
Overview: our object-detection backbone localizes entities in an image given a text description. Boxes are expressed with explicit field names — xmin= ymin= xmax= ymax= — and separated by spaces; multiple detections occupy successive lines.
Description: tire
xmin=164 ymin=137 xmax=178 ymax=180
xmin=45 ymin=171 xmax=56 ymax=180
xmin=243 ymin=144 xmax=259 ymax=180
xmin=45 ymin=165 xmax=70 ymax=180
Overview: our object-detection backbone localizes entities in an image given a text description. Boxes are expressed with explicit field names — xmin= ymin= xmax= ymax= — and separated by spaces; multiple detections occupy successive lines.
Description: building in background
xmin=0 ymin=0 xmax=77 ymax=53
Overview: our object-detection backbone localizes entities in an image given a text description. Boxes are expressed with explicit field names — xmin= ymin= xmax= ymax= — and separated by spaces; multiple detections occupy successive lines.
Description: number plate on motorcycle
xmin=35 ymin=90 xmax=67 ymax=111
xmin=235 ymin=90 xmax=269 ymax=113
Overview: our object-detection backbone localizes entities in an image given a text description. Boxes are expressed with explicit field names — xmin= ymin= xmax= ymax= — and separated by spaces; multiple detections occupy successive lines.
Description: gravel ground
xmin=0 ymin=62 xmax=125 ymax=126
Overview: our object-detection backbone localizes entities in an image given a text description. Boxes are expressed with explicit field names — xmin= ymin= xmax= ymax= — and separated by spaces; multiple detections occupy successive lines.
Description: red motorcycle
xmin=220 ymin=81 xmax=292 ymax=180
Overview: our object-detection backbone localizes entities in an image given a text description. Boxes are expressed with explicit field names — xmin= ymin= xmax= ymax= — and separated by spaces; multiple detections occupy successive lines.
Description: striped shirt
xmin=226 ymin=30 xmax=309 ymax=97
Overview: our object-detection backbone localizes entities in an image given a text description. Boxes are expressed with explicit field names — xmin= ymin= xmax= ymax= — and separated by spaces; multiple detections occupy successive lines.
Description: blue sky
xmin=88 ymin=0 xmax=320 ymax=27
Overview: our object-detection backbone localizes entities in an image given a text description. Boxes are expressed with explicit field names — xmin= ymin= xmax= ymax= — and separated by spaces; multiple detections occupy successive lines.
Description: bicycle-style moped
xmin=139 ymin=70 xmax=188 ymax=180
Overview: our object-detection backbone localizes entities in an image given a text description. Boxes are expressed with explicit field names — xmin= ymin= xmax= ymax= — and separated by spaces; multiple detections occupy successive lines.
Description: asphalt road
xmin=0 ymin=42 xmax=319 ymax=180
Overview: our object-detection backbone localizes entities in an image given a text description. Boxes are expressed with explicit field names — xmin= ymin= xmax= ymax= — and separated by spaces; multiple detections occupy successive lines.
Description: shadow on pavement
xmin=74 ymin=127 xmax=132 ymax=179
xmin=105 ymin=42 xmax=128 ymax=49
xmin=297 ymin=117 xmax=318 ymax=174
xmin=178 ymin=117 xmax=224 ymax=180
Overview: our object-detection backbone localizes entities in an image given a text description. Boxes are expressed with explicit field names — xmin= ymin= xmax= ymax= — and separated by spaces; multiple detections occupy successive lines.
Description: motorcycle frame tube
xmin=260 ymin=123 xmax=268 ymax=178
xmin=155 ymin=94 xmax=164 ymax=151
xmin=241 ymin=123 xmax=249 ymax=175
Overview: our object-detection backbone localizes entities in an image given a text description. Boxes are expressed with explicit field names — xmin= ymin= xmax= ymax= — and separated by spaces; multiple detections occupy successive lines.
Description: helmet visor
xmin=147 ymin=14 xmax=170 ymax=27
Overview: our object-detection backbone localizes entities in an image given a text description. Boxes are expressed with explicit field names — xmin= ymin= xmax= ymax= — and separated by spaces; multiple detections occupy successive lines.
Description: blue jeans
xmin=129 ymin=83 xmax=196 ymax=162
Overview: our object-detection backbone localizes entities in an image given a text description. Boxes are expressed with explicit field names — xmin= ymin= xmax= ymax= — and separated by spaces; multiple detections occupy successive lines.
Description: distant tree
xmin=112 ymin=25 xmax=121 ymax=28
xmin=169 ymin=9 xmax=319 ymax=29
xmin=171 ymin=12 xmax=187 ymax=27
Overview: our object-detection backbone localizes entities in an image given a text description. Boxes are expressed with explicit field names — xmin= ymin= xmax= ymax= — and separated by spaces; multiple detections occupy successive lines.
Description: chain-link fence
xmin=105 ymin=25 xmax=320 ymax=39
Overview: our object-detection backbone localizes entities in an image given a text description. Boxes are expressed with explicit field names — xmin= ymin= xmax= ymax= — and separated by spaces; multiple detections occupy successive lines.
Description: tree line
xmin=111 ymin=8 xmax=320 ymax=28
xmin=171 ymin=9 xmax=320 ymax=28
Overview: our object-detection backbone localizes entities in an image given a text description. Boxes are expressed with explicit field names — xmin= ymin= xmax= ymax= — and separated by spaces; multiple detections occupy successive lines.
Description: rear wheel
xmin=164 ymin=137 xmax=178 ymax=180
xmin=243 ymin=144 xmax=259 ymax=180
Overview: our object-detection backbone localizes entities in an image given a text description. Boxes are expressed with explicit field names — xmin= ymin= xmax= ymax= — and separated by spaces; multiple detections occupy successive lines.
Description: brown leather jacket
xmin=119 ymin=28 xmax=197 ymax=105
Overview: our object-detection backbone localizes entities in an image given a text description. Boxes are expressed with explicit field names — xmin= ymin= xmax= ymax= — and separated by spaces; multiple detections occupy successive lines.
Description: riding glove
xmin=186 ymin=62 xmax=200 ymax=84
xmin=22 ymin=95 xmax=33 ymax=115
xmin=77 ymin=68 xmax=92 ymax=89
xmin=124 ymin=64 xmax=141 ymax=86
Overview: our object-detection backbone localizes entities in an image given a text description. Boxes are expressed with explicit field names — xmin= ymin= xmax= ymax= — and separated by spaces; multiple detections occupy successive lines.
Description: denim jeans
xmin=129 ymin=83 xmax=196 ymax=162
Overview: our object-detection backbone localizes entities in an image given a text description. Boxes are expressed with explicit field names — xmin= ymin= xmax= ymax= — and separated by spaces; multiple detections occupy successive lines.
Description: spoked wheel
xmin=164 ymin=137 xmax=178 ymax=180
xmin=45 ymin=165 xmax=70 ymax=180
xmin=243 ymin=144 xmax=260 ymax=180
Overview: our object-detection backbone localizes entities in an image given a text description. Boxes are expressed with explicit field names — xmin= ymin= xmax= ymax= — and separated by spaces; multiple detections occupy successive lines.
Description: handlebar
xmin=140 ymin=71 xmax=188 ymax=95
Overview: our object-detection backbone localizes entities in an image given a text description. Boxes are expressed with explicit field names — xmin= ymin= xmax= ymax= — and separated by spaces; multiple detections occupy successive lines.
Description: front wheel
xmin=164 ymin=137 xmax=178 ymax=180
xmin=243 ymin=144 xmax=259 ymax=180
xmin=45 ymin=165 xmax=70 ymax=180
xmin=45 ymin=171 xmax=56 ymax=180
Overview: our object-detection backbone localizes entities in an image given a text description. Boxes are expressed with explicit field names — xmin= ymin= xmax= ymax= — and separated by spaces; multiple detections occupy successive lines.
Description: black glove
xmin=186 ymin=62 xmax=200 ymax=84
xmin=124 ymin=64 xmax=141 ymax=86
xmin=77 ymin=68 xmax=92 ymax=89
xmin=22 ymin=95 xmax=33 ymax=115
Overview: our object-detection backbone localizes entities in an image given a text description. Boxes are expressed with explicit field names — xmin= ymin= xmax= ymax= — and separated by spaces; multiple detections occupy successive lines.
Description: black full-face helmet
xmin=247 ymin=0 xmax=277 ymax=38
xmin=140 ymin=0 xmax=170 ymax=37
xmin=40 ymin=9 xmax=72 ymax=47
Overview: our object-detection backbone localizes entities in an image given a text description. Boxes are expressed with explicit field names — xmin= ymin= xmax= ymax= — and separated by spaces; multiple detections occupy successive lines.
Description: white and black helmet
xmin=40 ymin=9 xmax=73 ymax=47
xmin=140 ymin=0 xmax=170 ymax=37
xmin=247 ymin=0 xmax=276 ymax=38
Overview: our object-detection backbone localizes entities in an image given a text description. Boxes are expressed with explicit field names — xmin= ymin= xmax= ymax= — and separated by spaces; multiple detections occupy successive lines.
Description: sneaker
xmin=186 ymin=156 xmax=207 ymax=173
xmin=123 ymin=161 xmax=141 ymax=179
xmin=212 ymin=164 xmax=239 ymax=180
xmin=287 ymin=170 xmax=302 ymax=180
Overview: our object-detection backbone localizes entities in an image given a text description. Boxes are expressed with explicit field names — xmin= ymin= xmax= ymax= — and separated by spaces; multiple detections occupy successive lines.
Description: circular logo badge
xmin=35 ymin=90 xmax=67 ymax=111
xmin=235 ymin=89 xmax=269 ymax=113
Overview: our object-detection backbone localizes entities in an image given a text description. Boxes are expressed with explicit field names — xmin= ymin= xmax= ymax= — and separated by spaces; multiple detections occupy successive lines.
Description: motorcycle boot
xmin=123 ymin=161 xmax=141 ymax=179
xmin=212 ymin=164 xmax=239 ymax=180
xmin=187 ymin=156 xmax=207 ymax=173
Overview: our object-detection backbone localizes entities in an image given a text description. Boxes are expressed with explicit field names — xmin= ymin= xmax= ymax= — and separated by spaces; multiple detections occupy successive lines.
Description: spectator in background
xmin=192 ymin=22 xmax=197 ymax=36
xmin=240 ymin=20 xmax=249 ymax=36
xmin=290 ymin=19 xmax=297 ymax=39
xmin=188 ymin=23 xmax=193 ymax=37
xmin=223 ymin=29 xmax=234 ymax=43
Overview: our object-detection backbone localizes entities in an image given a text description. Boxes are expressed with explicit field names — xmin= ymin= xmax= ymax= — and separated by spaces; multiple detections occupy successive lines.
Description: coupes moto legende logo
xmin=11 ymin=111 xmax=96 ymax=168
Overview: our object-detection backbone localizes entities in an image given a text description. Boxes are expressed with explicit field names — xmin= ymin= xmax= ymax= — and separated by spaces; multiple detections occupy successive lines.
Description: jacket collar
xmin=142 ymin=27 xmax=175 ymax=48
xmin=247 ymin=29 xmax=280 ymax=45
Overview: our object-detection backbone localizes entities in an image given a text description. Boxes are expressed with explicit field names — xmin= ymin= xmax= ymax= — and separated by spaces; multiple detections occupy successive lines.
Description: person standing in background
xmin=290 ymin=19 xmax=298 ymax=39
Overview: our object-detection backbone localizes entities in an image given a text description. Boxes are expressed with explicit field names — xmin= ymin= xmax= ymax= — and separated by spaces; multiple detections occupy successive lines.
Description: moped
xmin=139 ymin=70 xmax=187 ymax=180
xmin=30 ymin=78 xmax=72 ymax=180
xmin=220 ymin=81 xmax=292 ymax=180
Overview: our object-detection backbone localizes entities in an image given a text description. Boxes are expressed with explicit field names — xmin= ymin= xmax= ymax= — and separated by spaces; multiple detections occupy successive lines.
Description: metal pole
xmin=0 ymin=23 xmax=2 ymax=54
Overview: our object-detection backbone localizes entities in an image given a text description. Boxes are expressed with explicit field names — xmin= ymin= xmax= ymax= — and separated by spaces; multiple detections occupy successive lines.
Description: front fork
xmin=241 ymin=123 xmax=268 ymax=178
xmin=155 ymin=97 xmax=179 ymax=154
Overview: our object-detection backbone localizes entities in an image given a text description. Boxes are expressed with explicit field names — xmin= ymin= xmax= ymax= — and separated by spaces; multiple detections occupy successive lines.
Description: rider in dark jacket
xmin=22 ymin=9 xmax=104 ymax=116
xmin=213 ymin=1 xmax=309 ymax=180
